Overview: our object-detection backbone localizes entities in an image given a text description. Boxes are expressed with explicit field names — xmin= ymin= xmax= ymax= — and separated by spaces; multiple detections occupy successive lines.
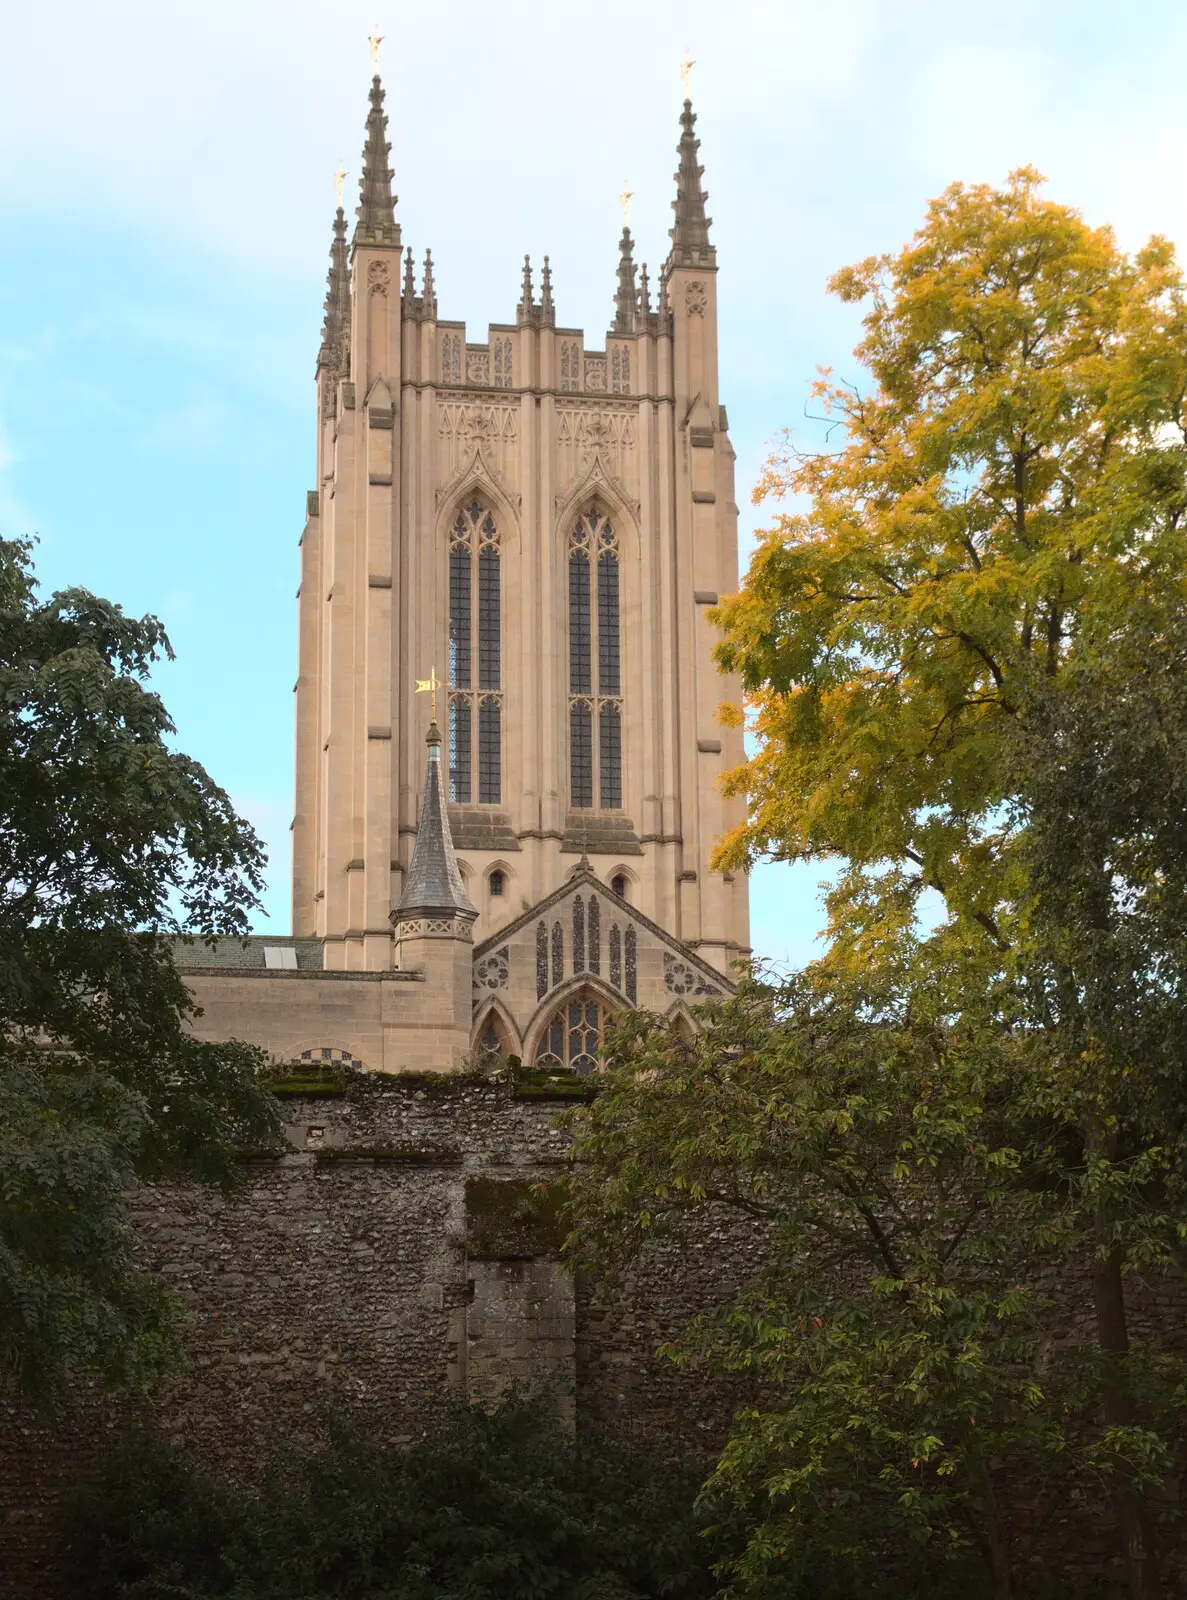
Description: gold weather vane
xmin=415 ymin=666 xmax=441 ymax=722
xmin=680 ymin=51 xmax=695 ymax=95
xmin=333 ymin=161 xmax=347 ymax=209
xmin=619 ymin=183 xmax=633 ymax=228
xmin=369 ymin=23 xmax=384 ymax=72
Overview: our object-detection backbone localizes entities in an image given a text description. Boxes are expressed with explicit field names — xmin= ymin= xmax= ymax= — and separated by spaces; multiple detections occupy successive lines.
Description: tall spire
xmin=394 ymin=723 xmax=476 ymax=922
xmin=638 ymin=262 xmax=651 ymax=317
xmin=612 ymin=227 xmax=638 ymax=333
xmin=355 ymin=75 xmax=399 ymax=248
xmin=517 ymin=255 xmax=535 ymax=324
xmin=668 ymin=99 xmax=715 ymax=269
xmin=422 ymin=249 xmax=436 ymax=316
xmin=540 ymin=255 xmax=554 ymax=325
xmin=320 ymin=206 xmax=350 ymax=362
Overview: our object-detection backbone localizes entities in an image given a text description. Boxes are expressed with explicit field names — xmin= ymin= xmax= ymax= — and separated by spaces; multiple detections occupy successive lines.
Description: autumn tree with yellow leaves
xmin=568 ymin=171 xmax=1187 ymax=1599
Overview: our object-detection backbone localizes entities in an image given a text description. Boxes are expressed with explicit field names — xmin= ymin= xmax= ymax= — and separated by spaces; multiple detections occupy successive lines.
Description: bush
xmin=66 ymin=1393 xmax=717 ymax=1599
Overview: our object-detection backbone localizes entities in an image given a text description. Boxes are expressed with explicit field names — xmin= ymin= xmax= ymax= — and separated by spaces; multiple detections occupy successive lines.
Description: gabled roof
xmin=473 ymin=863 xmax=735 ymax=993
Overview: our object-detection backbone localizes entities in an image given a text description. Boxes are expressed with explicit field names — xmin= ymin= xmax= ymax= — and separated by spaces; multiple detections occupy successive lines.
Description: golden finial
xmin=415 ymin=665 xmax=441 ymax=722
xmin=680 ymin=51 xmax=695 ymax=96
xmin=369 ymin=23 xmax=384 ymax=72
xmin=619 ymin=183 xmax=633 ymax=228
xmin=332 ymin=161 xmax=347 ymax=210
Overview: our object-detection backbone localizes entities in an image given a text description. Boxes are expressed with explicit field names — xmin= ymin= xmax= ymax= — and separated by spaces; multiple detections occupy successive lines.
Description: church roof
xmin=394 ymin=722 xmax=477 ymax=922
xmin=472 ymin=860 xmax=735 ymax=993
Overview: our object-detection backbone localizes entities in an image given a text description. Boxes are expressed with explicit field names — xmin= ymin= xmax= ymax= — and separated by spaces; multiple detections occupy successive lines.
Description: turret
xmin=390 ymin=723 xmax=478 ymax=1067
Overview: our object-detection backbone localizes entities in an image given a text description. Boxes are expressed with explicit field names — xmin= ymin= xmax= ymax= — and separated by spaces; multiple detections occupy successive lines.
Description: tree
xmin=0 ymin=536 xmax=280 ymax=1400
xmin=699 ymin=171 xmax=1187 ymax=1596
xmin=712 ymin=168 xmax=1187 ymax=961
xmin=565 ymin=980 xmax=1083 ymax=1599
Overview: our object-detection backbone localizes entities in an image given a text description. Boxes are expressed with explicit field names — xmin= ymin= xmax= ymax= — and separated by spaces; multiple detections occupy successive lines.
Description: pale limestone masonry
xmin=290 ymin=74 xmax=750 ymax=990
xmin=189 ymin=73 xmax=748 ymax=1078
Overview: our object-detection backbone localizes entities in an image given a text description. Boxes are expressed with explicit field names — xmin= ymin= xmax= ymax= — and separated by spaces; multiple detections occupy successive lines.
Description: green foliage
xmin=712 ymin=169 xmax=1187 ymax=969
xmin=566 ymin=982 xmax=1088 ymax=1595
xmin=671 ymin=169 xmax=1187 ymax=1595
xmin=0 ymin=536 xmax=281 ymax=1400
xmin=67 ymin=1395 xmax=717 ymax=1599
xmin=465 ymin=1177 xmax=570 ymax=1259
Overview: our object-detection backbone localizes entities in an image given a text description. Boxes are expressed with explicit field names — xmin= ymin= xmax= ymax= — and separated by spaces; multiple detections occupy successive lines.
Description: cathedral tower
xmin=292 ymin=75 xmax=750 ymax=976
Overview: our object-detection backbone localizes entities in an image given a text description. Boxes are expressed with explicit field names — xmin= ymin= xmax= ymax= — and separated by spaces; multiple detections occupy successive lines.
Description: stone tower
xmin=292 ymin=75 xmax=750 ymax=975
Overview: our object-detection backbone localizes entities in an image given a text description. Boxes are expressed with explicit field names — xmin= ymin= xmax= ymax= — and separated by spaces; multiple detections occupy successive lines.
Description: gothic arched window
xmin=568 ymin=507 xmax=622 ymax=810
xmin=448 ymin=501 xmax=501 ymax=804
xmin=534 ymin=994 xmax=612 ymax=1077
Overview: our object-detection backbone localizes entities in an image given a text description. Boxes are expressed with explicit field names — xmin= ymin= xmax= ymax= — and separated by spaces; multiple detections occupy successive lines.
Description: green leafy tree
xmin=68 ymin=1395 xmax=717 ymax=1599
xmin=0 ymin=536 xmax=280 ymax=1399
xmin=565 ymin=980 xmax=1081 ymax=1599
xmin=696 ymin=170 xmax=1187 ymax=1597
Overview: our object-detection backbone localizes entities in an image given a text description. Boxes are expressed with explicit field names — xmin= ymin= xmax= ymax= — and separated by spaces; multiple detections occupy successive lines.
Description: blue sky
xmin=1 ymin=0 xmax=1185 ymax=959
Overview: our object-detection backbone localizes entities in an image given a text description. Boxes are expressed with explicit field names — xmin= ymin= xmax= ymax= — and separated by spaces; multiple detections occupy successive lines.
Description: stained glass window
xmin=478 ymin=696 xmax=500 ymax=804
xmin=448 ymin=503 xmax=501 ymax=803
xmin=534 ymin=995 xmax=611 ymax=1076
xmin=448 ymin=696 xmax=471 ymax=805
xmin=588 ymin=896 xmax=601 ymax=974
xmin=551 ymin=921 xmax=564 ymax=989
xmin=568 ymin=507 xmax=622 ymax=809
xmin=569 ymin=551 xmax=591 ymax=694
xmin=536 ymin=920 xmax=548 ymax=1000
xmin=599 ymin=703 xmax=621 ymax=809
xmin=570 ymin=700 xmax=593 ymax=809
xmin=625 ymin=926 xmax=637 ymax=1003
xmin=609 ymin=923 xmax=622 ymax=991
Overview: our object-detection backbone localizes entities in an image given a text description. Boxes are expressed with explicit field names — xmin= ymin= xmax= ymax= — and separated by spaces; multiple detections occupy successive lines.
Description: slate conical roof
xmin=355 ymin=75 xmax=399 ymax=247
xmin=668 ymin=98 xmax=715 ymax=269
xmin=394 ymin=722 xmax=476 ymax=922
xmin=612 ymin=226 xmax=637 ymax=333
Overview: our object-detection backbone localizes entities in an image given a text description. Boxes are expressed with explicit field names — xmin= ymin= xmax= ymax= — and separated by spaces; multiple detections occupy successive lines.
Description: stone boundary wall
xmin=0 ymin=1074 xmax=755 ymax=1596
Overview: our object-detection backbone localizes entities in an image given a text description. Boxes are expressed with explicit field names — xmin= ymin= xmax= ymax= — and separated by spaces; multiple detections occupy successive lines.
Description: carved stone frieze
xmin=438 ymin=403 xmax=519 ymax=489
xmin=555 ymin=406 xmax=637 ymax=496
xmin=684 ymin=280 xmax=706 ymax=317
xmin=368 ymin=260 xmax=390 ymax=297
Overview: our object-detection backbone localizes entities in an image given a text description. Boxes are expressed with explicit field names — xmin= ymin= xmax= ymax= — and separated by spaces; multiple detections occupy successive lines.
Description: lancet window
xmin=448 ymin=501 xmax=501 ymax=805
xmin=568 ymin=507 xmax=622 ymax=809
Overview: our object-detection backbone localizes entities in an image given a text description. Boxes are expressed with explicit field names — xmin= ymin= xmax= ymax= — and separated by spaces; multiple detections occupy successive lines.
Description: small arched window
xmin=611 ymin=873 xmax=628 ymax=900
xmin=534 ymin=995 xmax=612 ymax=1077
xmin=568 ymin=507 xmax=621 ymax=810
xmin=448 ymin=501 xmax=501 ymax=805
xmin=488 ymin=869 xmax=505 ymax=897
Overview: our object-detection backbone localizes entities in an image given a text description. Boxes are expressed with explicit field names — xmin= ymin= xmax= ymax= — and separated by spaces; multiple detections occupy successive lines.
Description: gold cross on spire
xmin=619 ymin=182 xmax=633 ymax=228
xmin=369 ymin=23 xmax=384 ymax=72
xmin=333 ymin=161 xmax=347 ymax=209
xmin=680 ymin=51 xmax=695 ymax=96
xmin=415 ymin=666 xmax=441 ymax=722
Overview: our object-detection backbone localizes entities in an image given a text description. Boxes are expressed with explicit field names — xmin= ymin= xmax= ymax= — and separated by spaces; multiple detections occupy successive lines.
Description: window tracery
xmin=448 ymin=501 xmax=501 ymax=804
xmin=568 ymin=507 xmax=622 ymax=809
xmin=534 ymin=994 xmax=611 ymax=1077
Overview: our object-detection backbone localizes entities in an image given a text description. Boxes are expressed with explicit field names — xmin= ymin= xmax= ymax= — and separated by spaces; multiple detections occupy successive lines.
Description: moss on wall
xmin=464 ymin=1176 xmax=570 ymax=1259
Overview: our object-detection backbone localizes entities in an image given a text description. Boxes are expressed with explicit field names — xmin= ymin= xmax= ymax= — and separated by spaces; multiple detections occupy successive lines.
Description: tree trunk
xmin=965 ymin=1444 xmax=1013 ymax=1600
xmin=1086 ymin=1119 xmax=1160 ymax=1599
